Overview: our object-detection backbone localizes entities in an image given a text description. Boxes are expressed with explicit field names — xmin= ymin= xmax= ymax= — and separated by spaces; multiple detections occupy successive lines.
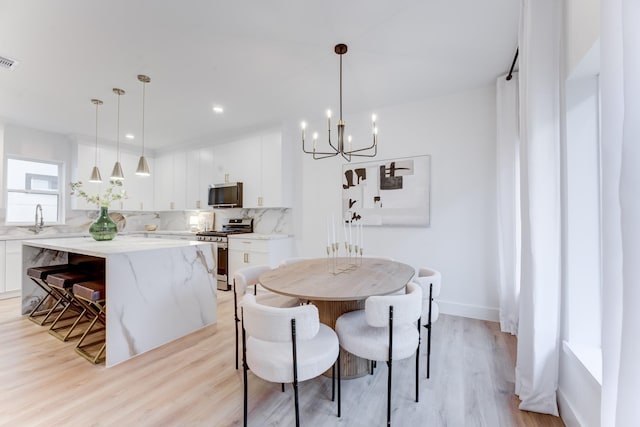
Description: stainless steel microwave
xmin=208 ymin=182 xmax=243 ymax=208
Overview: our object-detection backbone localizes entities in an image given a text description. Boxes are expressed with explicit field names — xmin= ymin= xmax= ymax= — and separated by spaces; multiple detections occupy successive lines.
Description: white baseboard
xmin=557 ymin=388 xmax=580 ymax=427
xmin=0 ymin=290 xmax=20 ymax=300
xmin=438 ymin=300 xmax=499 ymax=322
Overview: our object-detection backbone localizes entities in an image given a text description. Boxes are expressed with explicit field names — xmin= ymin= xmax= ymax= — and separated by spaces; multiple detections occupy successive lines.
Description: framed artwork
xmin=342 ymin=155 xmax=431 ymax=226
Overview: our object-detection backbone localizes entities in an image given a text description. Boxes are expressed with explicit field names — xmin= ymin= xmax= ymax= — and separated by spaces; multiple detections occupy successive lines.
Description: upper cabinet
xmin=153 ymin=151 xmax=186 ymax=211
xmin=74 ymin=144 xmax=154 ymax=211
xmin=188 ymin=131 xmax=291 ymax=209
xmin=75 ymin=129 xmax=291 ymax=212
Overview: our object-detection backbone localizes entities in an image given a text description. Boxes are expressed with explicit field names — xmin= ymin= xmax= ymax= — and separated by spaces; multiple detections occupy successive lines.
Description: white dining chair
xmin=233 ymin=265 xmax=299 ymax=370
xmin=412 ymin=267 xmax=442 ymax=378
xmin=335 ymin=281 xmax=422 ymax=426
xmin=241 ymin=293 xmax=341 ymax=427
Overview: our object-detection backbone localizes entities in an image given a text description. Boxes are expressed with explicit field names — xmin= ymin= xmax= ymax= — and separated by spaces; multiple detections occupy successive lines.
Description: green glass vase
xmin=89 ymin=206 xmax=118 ymax=241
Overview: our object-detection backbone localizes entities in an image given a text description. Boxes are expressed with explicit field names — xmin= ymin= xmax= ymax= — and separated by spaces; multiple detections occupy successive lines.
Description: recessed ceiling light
xmin=212 ymin=105 xmax=224 ymax=114
xmin=125 ymin=133 xmax=135 ymax=139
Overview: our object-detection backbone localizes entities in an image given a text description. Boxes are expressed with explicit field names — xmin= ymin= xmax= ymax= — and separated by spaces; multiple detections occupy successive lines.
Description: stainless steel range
xmin=196 ymin=218 xmax=253 ymax=290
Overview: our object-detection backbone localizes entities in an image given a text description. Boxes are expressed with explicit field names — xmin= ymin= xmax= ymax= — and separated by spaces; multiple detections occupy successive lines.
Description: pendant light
xmin=111 ymin=88 xmax=125 ymax=180
xmin=135 ymin=74 xmax=151 ymax=176
xmin=89 ymin=98 xmax=104 ymax=183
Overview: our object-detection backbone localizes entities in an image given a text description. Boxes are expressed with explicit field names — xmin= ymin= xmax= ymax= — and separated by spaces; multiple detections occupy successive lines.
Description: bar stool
xmin=46 ymin=270 xmax=97 ymax=341
xmin=25 ymin=264 xmax=71 ymax=325
xmin=73 ymin=280 xmax=106 ymax=364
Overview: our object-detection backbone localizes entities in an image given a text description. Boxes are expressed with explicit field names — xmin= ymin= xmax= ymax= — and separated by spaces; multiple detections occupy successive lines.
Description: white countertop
xmin=0 ymin=232 xmax=90 ymax=241
xmin=21 ymin=236 xmax=211 ymax=258
xmin=227 ymin=233 xmax=291 ymax=240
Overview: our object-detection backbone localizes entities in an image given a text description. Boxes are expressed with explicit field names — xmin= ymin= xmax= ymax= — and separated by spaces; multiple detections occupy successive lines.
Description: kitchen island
xmin=21 ymin=237 xmax=217 ymax=367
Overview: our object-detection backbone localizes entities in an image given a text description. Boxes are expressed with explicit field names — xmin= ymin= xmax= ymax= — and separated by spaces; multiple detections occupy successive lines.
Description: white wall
xmin=287 ymin=86 xmax=500 ymax=321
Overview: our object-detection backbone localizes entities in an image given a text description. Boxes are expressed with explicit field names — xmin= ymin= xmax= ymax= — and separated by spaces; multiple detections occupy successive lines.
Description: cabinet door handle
xmin=244 ymin=253 xmax=249 ymax=263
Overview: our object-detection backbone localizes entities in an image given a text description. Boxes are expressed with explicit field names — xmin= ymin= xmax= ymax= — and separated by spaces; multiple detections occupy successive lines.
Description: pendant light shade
xmin=111 ymin=88 xmax=125 ymax=180
xmin=136 ymin=155 xmax=150 ymax=175
xmin=89 ymin=99 xmax=103 ymax=183
xmin=89 ymin=166 xmax=102 ymax=183
xmin=135 ymin=74 xmax=151 ymax=176
xmin=111 ymin=161 xmax=124 ymax=180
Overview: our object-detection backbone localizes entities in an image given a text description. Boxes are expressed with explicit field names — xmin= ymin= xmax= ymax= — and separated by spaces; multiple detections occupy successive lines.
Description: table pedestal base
xmin=312 ymin=299 xmax=370 ymax=379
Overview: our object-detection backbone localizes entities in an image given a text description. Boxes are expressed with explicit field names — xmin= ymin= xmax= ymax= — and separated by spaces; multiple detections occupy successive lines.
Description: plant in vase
xmin=70 ymin=180 xmax=128 ymax=241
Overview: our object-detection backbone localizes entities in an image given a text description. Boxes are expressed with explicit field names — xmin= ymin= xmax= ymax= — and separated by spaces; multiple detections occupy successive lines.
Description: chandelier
xmin=301 ymin=43 xmax=378 ymax=161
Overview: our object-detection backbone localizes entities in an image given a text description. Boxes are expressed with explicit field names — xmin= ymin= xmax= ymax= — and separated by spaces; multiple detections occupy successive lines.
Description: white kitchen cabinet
xmin=227 ymin=235 xmax=293 ymax=286
xmin=184 ymin=147 xmax=214 ymax=210
xmin=4 ymin=240 xmax=23 ymax=293
xmin=153 ymin=151 xmax=186 ymax=210
xmin=237 ymin=131 xmax=291 ymax=208
xmin=0 ymin=241 xmax=6 ymax=295
xmin=185 ymin=149 xmax=201 ymax=209
xmin=257 ymin=131 xmax=291 ymax=208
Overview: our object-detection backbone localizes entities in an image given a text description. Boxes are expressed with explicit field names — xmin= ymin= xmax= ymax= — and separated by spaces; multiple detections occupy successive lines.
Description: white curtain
xmin=600 ymin=0 xmax=640 ymax=425
xmin=496 ymin=73 xmax=521 ymax=336
xmin=514 ymin=0 xmax=562 ymax=416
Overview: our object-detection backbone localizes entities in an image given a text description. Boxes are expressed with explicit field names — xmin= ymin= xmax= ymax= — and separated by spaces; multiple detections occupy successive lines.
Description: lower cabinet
xmin=227 ymin=236 xmax=293 ymax=286
xmin=0 ymin=240 xmax=22 ymax=298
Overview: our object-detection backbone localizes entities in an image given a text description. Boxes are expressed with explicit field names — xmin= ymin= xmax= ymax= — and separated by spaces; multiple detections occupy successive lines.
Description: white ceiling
xmin=0 ymin=0 xmax=519 ymax=152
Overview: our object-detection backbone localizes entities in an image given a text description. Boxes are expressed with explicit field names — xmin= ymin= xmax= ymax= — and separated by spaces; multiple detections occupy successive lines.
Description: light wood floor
xmin=0 ymin=291 xmax=564 ymax=426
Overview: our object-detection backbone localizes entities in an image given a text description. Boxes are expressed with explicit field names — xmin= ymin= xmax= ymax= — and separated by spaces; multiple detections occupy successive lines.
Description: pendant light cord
xmin=339 ymin=54 xmax=343 ymax=121
xmin=141 ymin=81 xmax=145 ymax=155
xmin=116 ymin=92 xmax=121 ymax=162
xmin=94 ymin=102 xmax=99 ymax=165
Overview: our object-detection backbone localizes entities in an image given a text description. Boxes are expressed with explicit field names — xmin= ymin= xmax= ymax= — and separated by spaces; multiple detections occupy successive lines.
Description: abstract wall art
xmin=342 ymin=155 xmax=431 ymax=226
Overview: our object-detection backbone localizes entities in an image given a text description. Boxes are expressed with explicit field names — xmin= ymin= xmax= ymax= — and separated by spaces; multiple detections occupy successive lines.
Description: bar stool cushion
xmin=27 ymin=265 xmax=69 ymax=280
xmin=73 ymin=281 xmax=105 ymax=301
xmin=47 ymin=271 xmax=94 ymax=289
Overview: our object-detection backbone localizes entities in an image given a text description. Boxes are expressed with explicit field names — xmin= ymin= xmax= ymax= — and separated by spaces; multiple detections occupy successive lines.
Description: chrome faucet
xmin=34 ymin=204 xmax=44 ymax=233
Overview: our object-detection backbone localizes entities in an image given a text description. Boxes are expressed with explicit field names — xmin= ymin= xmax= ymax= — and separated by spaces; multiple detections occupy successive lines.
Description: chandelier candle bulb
xmin=332 ymin=213 xmax=336 ymax=244
xmin=343 ymin=221 xmax=347 ymax=245
xmin=327 ymin=217 xmax=331 ymax=247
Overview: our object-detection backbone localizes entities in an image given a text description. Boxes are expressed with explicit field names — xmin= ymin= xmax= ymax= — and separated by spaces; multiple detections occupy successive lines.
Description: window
xmin=564 ymin=74 xmax=602 ymax=381
xmin=5 ymin=157 xmax=62 ymax=224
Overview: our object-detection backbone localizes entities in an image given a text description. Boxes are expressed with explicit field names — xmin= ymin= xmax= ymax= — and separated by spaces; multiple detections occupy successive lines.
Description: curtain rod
xmin=506 ymin=48 xmax=519 ymax=81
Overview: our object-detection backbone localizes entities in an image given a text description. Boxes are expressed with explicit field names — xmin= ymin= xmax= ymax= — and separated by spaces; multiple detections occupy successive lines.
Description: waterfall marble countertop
xmin=21 ymin=236 xmax=205 ymax=257
xmin=22 ymin=236 xmax=217 ymax=367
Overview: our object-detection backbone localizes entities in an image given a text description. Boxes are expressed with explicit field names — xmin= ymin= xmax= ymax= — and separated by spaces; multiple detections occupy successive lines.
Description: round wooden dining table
xmin=259 ymin=257 xmax=415 ymax=378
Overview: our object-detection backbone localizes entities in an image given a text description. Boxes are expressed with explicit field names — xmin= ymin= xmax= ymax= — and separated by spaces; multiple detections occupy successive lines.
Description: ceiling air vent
xmin=0 ymin=55 xmax=19 ymax=71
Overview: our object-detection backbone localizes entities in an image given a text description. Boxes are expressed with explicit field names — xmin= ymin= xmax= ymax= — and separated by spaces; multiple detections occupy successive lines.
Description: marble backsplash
xmin=0 ymin=207 xmax=292 ymax=237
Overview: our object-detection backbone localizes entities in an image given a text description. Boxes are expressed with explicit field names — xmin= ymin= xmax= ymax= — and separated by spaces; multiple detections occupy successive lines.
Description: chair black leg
xmin=291 ymin=319 xmax=300 ymax=427
xmin=337 ymin=349 xmax=342 ymax=417
xmin=241 ymin=309 xmax=248 ymax=427
xmin=332 ymin=363 xmax=335 ymax=401
xmin=281 ymin=383 xmax=285 ymax=392
xmin=416 ymin=316 xmax=420 ymax=402
xmin=427 ymin=282 xmax=433 ymax=379
xmin=387 ymin=305 xmax=394 ymax=427
xmin=234 ymin=282 xmax=239 ymax=370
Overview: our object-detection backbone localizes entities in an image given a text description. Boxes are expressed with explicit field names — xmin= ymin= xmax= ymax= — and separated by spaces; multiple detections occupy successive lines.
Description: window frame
xmin=4 ymin=155 xmax=65 ymax=226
